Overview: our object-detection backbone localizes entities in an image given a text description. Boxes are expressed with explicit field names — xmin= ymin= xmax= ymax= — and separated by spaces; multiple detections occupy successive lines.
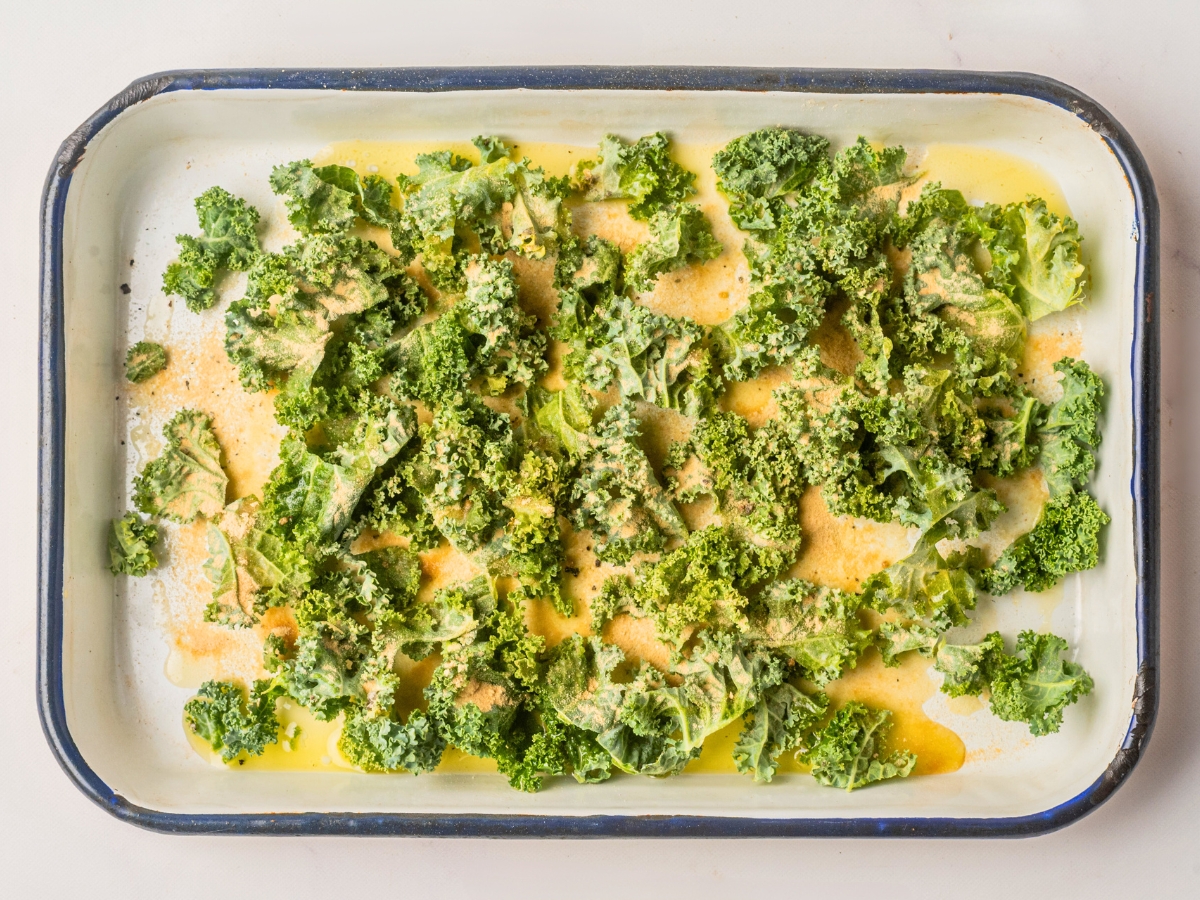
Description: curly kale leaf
xmin=988 ymin=198 xmax=1086 ymax=321
xmin=339 ymin=708 xmax=445 ymax=774
xmin=860 ymin=524 xmax=982 ymax=633
xmin=124 ymin=341 xmax=167 ymax=383
xmin=395 ymin=136 xmax=567 ymax=288
xmin=424 ymin=592 xmax=578 ymax=792
xmin=390 ymin=256 xmax=546 ymax=402
xmin=593 ymin=526 xmax=788 ymax=648
xmin=934 ymin=631 xmax=1005 ymax=697
xmin=667 ymin=410 xmax=805 ymax=551
xmin=404 ymin=393 xmax=516 ymax=562
xmin=553 ymin=234 xmax=624 ymax=337
xmin=565 ymin=293 xmax=717 ymax=417
xmin=225 ymin=236 xmax=416 ymax=397
xmin=277 ymin=273 xmax=427 ymax=431
xmin=270 ymin=160 xmax=398 ymax=235
xmin=108 ymin=512 xmax=158 ymax=576
xmin=263 ymin=399 xmax=416 ymax=545
xmin=569 ymin=401 xmax=687 ymax=564
xmin=546 ymin=632 xmax=781 ymax=777
xmin=277 ymin=564 xmax=408 ymax=720
xmin=202 ymin=496 xmax=313 ymax=626
xmin=712 ymin=127 xmax=830 ymax=234
xmin=973 ymin=359 xmax=1106 ymax=594
xmin=573 ymin=132 xmax=697 ymax=220
xmin=733 ymin=682 xmax=829 ymax=784
xmin=756 ymin=137 xmax=906 ymax=387
xmin=875 ymin=620 xmax=941 ymax=667
xmin=184 ymin=679 xmax=282 ymax=762
xmin=501 ymin=448 xmax=571 ymax=614
xmin=711 ymin=283 xmax=827 ymax=380
xmin=977 ymin=490 xmax=1109 ymax=595
xmin=133 ymin=409 xmax=228 ymax=523
xmin=935 ymin=631 xmax=1093 ymax=736
xmin=455 ymin=256 xmax=547 ymax=394
xmin=162 ymin=187 xmax=261 ymax=312
xmin=800 ymin=701 xmax=916 ymax=790
xmin=899 ymin=185 xmax=1027 ymax=372
xmin=528 ymin=383 xmax=595 ymax=461
xmin=1038 ymin=357 xmax=1104 ymax=498
xmin=625 ymin=203 xmax=723 ymax=292
xmin=773 ymin=369 xmax=1003 ymax=533
xmin=744 ymin=580 xmax=872 ymax=685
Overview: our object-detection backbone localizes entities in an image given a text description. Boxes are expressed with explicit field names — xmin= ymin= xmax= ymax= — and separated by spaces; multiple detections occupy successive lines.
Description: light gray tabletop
xmin=2 ymin=1 xmax=1195 ymax=896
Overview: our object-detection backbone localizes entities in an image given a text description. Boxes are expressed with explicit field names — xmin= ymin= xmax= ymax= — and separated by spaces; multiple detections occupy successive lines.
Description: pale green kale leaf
xmin=133 ymin=409 xmax=228 ymax=523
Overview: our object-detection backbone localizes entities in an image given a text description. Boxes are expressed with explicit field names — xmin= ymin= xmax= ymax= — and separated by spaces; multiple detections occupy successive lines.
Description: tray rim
xmin=37 ymin=66 xmax=1160 ymax=838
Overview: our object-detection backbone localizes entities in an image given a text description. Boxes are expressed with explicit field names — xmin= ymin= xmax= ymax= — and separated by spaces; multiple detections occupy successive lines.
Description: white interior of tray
xmin=57 ymin=86 xmax=1140 ymax=819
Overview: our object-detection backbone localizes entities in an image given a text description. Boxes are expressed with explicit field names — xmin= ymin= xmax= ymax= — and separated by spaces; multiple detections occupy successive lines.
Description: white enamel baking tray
xmin=37 ymin=68 xmax=1158 ymax=837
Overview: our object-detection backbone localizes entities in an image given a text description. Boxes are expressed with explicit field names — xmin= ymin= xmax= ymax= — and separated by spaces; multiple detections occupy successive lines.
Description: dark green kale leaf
xmin=423 ymin=584 xmax=575 ymax=792
xmin=270 ymin=160 xmax=399 ymax=235
xmin=934 ymin=631 xmax=1093 ymax=736
xmin=108 ymin=512 xmax=158 ymax=576
xmin=733 ymin=682 xmax=829 ymax=784
xmin=772 ymin=369 xmax=1002 ymax=532
xmin=569 ymin=401 xmax=687 ymax=564
xmin=899 ymin=185 xmax=1027 ymax=373
xmin=124 ymin=341 xmax=167 ymax=383
xmin=976 ymin=489 xmax=1109 ymax=595
xmin=1037 ymin=357 xmax=1104 ymax=498
xmin=743 ymin=579 xmax=872 ymax=685
xmin=712 ymin=127 xmax=830 ymax=233
xmin=971 ymin=358 xmax=1106 ymax=595
xmin=162 ymin=187 xmax=262 ymax=312
xmin=133 ymin=409 xmax=228 ymax=523
xmin=574 ymin=132 xmax=697 ymax=220
xmin=624 ymin=204 xmax=723 ymax=293
xmin=184 ymin=679 xmax=282 ymax=762
xmin=800 ymin=701 xmax=916 ymax=790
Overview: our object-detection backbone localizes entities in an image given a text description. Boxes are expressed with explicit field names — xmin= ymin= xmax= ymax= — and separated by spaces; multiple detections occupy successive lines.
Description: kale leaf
xmin=108 ymin=512 xmax=158 ymax=576
xmin=133 ymin=409 xmax=228 ymax=523
xmin=934 ymin=630 xmax=1093 ymax=736
xmin=162 ymin=187 xmax=261 ymax=312
xmin=574 ymin=132 xmax=697 ymax=220
xmin=800 ymin=702 xmax=916 ymax=790
xmin=184 ymin=679 xmax=282 ymax=762
xmin=124 ymin=341 xmax=167 ymax=383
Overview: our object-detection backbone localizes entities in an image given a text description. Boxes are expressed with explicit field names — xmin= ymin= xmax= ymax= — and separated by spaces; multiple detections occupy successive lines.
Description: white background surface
xmin=1 ymin=1 xmax=1196 ymax=896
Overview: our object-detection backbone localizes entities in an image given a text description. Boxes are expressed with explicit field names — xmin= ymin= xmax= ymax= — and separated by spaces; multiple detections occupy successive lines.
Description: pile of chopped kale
xmin=111 ymin=130 xmax=1102 ymax=791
